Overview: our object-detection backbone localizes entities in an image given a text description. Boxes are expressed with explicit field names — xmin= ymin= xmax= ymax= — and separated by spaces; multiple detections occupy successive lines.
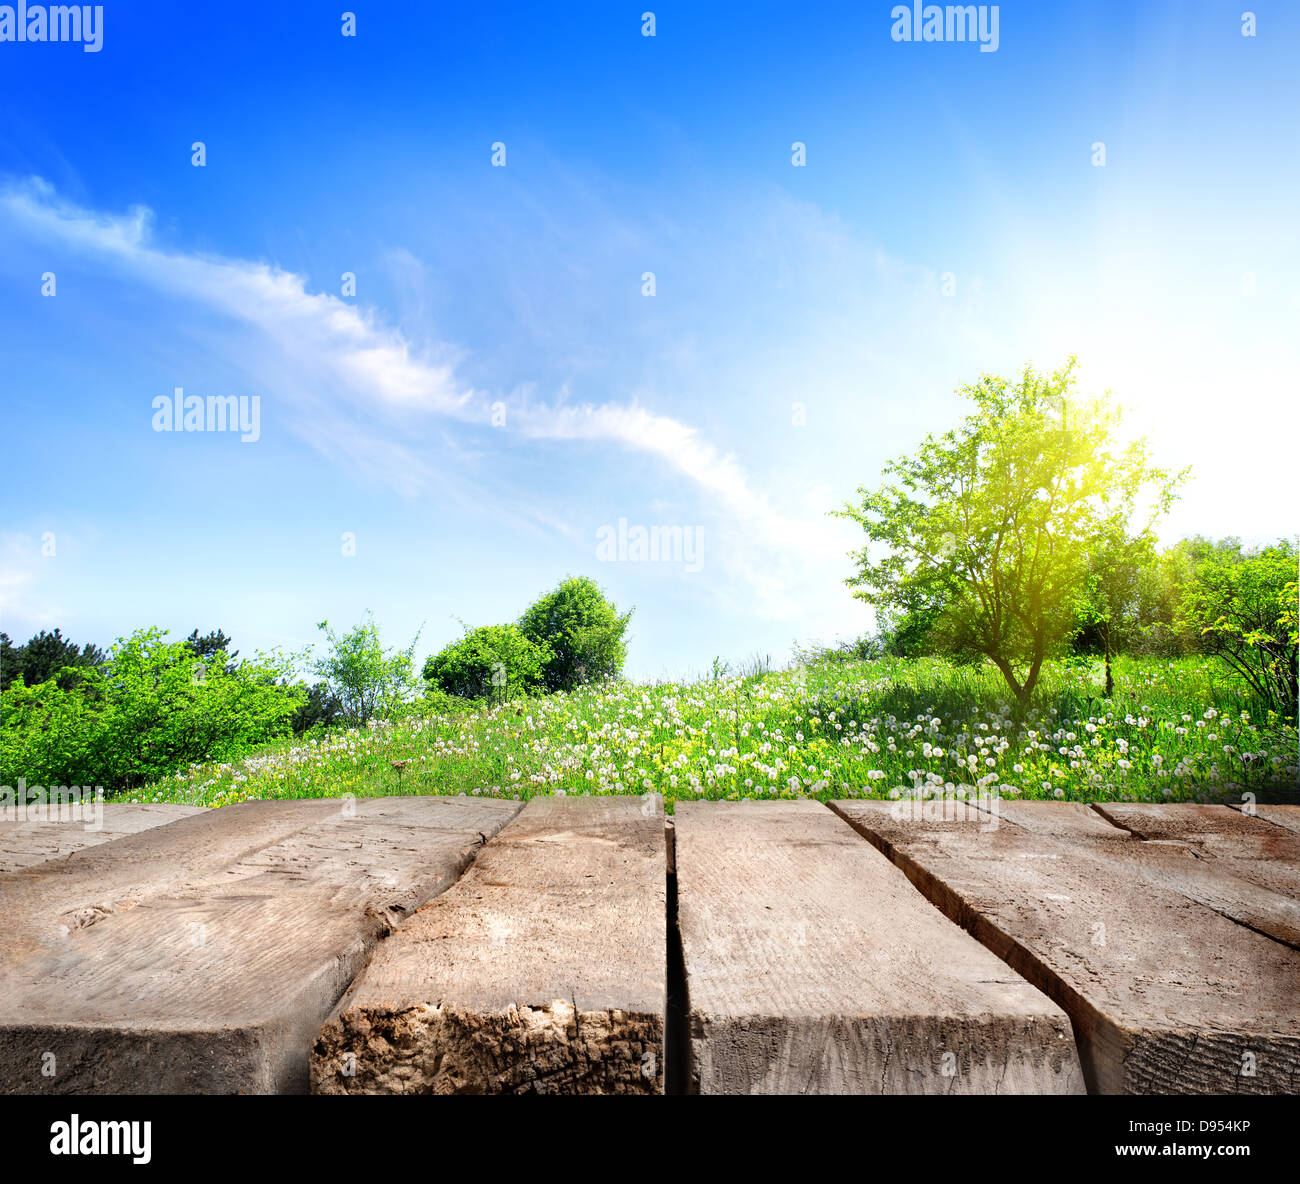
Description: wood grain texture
xmin=831 ymin=799 xmax=1300 ymax=1095
xmin=1096 ymin=802 xmax=1300 ymax=846
xmin=0 ymin=795 xmax=520 ymax=1094
xmin=0 ymin=803 xmax=205 ymax=873
xmin=312 ymin=794 xmax=666 ymax=1094
xmin=676 ymin=800 xmax=1084 ymax=1094
xmin=971 ymin=800 xmax=1300 ymax=948
xmin=1090 ymin=803 xmax=1300 ymax=945
xmin=1231 ymin=804 xmax=1300 ymax=835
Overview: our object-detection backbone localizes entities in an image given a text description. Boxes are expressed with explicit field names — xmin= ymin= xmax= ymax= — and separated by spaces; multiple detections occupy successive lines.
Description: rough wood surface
xmin=1091 ymin=803 xmax=1300 ymax=944
xmin=1231 ymin=804 xmax=1300 ymax=835
xmin=675 ymin=800 xmax=1084 ymax=1094
xmin=1097 ymin=801 xmax=1300 ymax=849
xmin=0 ymin=803 xmax=205 ymax=873
xmin=971 ymin=801 xmax=1300 ymax=948
xmin=311 ymin=794 xmax=666 ymax=1094
xmin=0 ymin=795 xmax=520 ymax=1094
xmin=831 ymin=799 xmax=1300 ymax=1094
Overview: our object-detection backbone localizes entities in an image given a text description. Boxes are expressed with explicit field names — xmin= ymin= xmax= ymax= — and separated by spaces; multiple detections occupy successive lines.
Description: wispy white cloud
xmin=3 ymin=177 xmax=477 ymax=419
xmin=1 ymin=177 xmax=862 ymax=628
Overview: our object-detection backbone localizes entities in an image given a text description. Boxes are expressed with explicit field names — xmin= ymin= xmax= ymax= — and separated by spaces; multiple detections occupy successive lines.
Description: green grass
xmin=125 ymin=655 xmax=1298 ymax=811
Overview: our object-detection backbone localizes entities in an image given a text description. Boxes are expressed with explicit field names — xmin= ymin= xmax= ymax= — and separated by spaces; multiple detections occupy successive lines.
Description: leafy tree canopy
xmin=836 ymin=359 xmax=1184 ymax=705
xmin=423 ymin=623 xmax=549 ymax=702
xmin=184 ymin=628 xmax=240 ymax=675
xmin=312 ymin=613 xmax=421 ymax=725
xmin=518 ymin=576 xmax=633 ymax=693
xmin=0 ymin=628 xmax=105 ymax=691
xmin=1 ymin=627 xmax=301 ymax=791
xmin=1174 ymin=537 xmax=1297 ymax=717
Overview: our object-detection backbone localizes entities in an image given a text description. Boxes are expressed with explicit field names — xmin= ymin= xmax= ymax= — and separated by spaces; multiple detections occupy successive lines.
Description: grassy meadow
xmin=128 ymin=654 xmax=1298 ymax=812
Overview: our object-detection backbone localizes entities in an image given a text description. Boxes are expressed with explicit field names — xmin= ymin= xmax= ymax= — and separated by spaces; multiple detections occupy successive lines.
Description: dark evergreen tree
xmin=184 ymin=628 xmax=240 ymax=675
xmin=0 ymin=629 xmax=105 ymax=690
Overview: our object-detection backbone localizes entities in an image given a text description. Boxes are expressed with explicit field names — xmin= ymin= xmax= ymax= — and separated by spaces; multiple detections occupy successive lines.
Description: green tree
xmin=290 ymin=681 xmax=345 ymax=734
xmin=836 ymin=360 xmax=1184 ymax=706
xmin=0 ymin=676 xmax=100 ymax=787
xmin=184 ymin=628 xmax=239 ymax=674
xmin=1074 ymin=525 xmax=1157 ymax=696
xmin=1175 ymin=538 xmax=1298 ymax=716
xmin=1129 ymin=540 xmax=1197 ymax=656
xmin=0 ymin=632 xmax=18 ymax=689
xmin=0 ymin=629 xmax=105 ymax=691
xmin=1 ymin=628 xmax=301 ymax=791
xmin=879 ymin=589 xmax=950 ymax=660
xmin=312 ymin=613 xmax=421 ymax=724
xmin=518 ymin=576 xmax=633 ymax=692
xmin=423 ymin=624 xmax=549 ymax=702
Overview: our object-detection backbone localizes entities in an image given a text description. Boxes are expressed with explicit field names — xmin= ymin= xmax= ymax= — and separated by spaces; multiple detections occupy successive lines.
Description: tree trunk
xmin=1020 ymin=650 xmax=1045 ymax=705
xmin=990 ymin=656 xmax=1025 ymax=705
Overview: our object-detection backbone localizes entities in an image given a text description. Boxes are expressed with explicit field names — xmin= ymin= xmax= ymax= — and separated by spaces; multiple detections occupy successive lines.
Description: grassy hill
xmin=127 ymin=655 xmax=1297 ymax=810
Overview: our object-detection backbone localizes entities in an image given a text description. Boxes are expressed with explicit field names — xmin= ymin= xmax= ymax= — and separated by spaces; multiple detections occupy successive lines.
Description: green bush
xmin=1175 ymin=538 xmax=1298 ymax=717
xmin=416 ymin=685 xmax=470 ymax=717
xmin=0 ymin=628 xmax=302 ymax=792
xmin=312 ymin=613 xmax=421 ymax=725
xmin=290 ymin=680 xmax=345 ymax=734
xmin=423 ymin=624 xmax=548 ymax=701
xmin=518 ymin=576 xmax=632 ymax=692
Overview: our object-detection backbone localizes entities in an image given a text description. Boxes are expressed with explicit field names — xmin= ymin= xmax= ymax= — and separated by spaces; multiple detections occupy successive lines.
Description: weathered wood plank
xmin=0 ymin=795 xmax=521 ymax=1094
xmin=1091 ymin=803 xmax=1300 ymax=943
xmin=1096 ymin=802 xmax=1300 ymax=864
xmin=675 ymin=800 xmax=1084 ymax=1094
xmin=311 ymin=794 xmax=666 ymax=1094
xmin=1231 ymin=803 xmax=1300 ymax=835
xmin=979 ymin=799 xmax=1127 ymax=842
xmin=973 ymin=801 xmax=1300 ymax=947
xmin=831 ymin=799 xmax=1300 ymax=1094
xmin=0 ymin=803 xmax=205 ymax=873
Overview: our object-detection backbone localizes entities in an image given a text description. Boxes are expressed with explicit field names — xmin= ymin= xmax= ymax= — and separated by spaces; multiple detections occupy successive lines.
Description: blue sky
xmin=1 ymin=0 xmax=1296 ymax=679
